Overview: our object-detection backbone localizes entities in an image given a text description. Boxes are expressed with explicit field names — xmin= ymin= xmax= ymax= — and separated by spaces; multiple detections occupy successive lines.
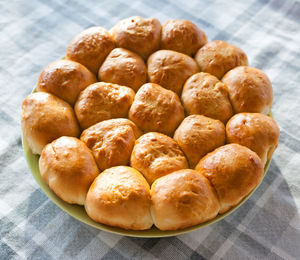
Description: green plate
xmin=22 ymin=134 xmax=271 ymax=238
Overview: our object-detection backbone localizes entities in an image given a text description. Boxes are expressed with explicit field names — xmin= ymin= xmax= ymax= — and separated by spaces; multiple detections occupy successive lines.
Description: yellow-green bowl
xmin=22 ymin=133 xmax=271 ymax=238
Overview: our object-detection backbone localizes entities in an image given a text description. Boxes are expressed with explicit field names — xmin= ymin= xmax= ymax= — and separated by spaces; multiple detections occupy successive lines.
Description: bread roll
xmin=129 ymin=83 xmax=185 ymax=136
xmin=151 ymin=169 xmax=220 ymax=230
xmin=130 ymin=132 xmax=188 ymax=184
xmin=226 ymin=113 xmax=280 ymax=167
xmin=161 ymin=19 xmax=207 ymax=56
xmin=21 ymin=92 xmax=80 ymax=154
xmin=222 ymin=66 xmax=273 ymax=114
xmin=147 ymin=50 xmax=199 ymax=95
xmin=85 ymin=166 xmax=153 ymax=230
xmin=174 ymin=115 xmax=226 ymax=168
xmin=98 ymin=48 xmax=147 ymax=92
xmin=36 ymin=59 xmax=97 ymax=106
xmin=75 ymin=82 xmax=135 ymax=129
xmin=181 ymin=72 xmax=233 ymax=123
xmin=39 ymin=137 xmax=99 ymax=205
xmin=196 ymin=144 xmax=264 ymax=214
xmin=80 ymin=118 xmax=142 ymax=171
xmin=195 ymin=40 xmax=248 ymax=79
xmin=110 ymin=16 xmax=161 ymax=59
xmin=66 ymin=27 xmax=115 ymax=74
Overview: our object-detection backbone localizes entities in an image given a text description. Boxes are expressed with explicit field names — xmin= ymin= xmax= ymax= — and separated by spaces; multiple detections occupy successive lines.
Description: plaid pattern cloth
xmin=1 ymin=0 xmax=300 ymax=259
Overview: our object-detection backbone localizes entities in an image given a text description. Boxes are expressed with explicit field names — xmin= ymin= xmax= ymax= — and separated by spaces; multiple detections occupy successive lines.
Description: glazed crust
xmin=181 ymin=72 xmax=233 ymax=123
xmin=130 ymin=132 xmax=188 ymax=184
xmin=196 ymin=144 xmax=264 ymax=214
xmin=147 ymin=50 xmax=199 ymax=95
xmin=226 ymin=113 xmax=280 ymax=167
xmin=161 ymin=19 xmax=207 ymax=56
xmin=128 ymin=83 xmax=185 ymax=136
xmin=21 ymin=92 xmax=80 ymax=155
xmin=222 ymin=66 xmax=273 ymax=114
xmin=195 ymin=40 xmax=248 ymax=79
xmin=80 ymin=118 xmax=142 ymax=171
xmin=151 ymin=169 xmax=220 ymax=230
xmin=85 ymin=166 xmax=153 ymax=230
xmin=98 ymin=48 xmax=147 ymax=92
xmin=39 ymin=137 xmax=99 ymax=205
xmin=66 ymin=27 xmax=115 ymax=74
xmin=37 ymin=59 xmax=97 ymax=106
xmin=75 ymin=82 xmax=135 ymax=129
xmin=174 ymin=115 xmax=226 ymax=168
xmin=110 ymin=16 xmax=161 ymax=59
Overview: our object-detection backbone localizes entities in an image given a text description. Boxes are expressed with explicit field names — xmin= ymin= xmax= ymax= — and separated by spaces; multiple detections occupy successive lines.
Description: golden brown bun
xmin=161 ymin=19 xmax=208 ymax=56
xmin=174 ymin=115 xmax=226 ymax=168
xmin=130 ymin=132 xmax=188 ymax=184
xmin=151 ymin=169 xmax=220 ymax=230
xmin=98 ymin=48 xmax=147 ymax=92
xmin=85 ymin=166 xmax=153 ymax=230
xmin=39 ymin=137 xmax=99 ymax=205
xmin=147 ymin=50 xmax=199 ymax=95
xmin=222 ymin=66 xmax=273 ymax=114
xmin=196 ymin=144 xmax=264 ymax=214
xmin=110 ymin=16 xmax=161 ymax=59
xmin=66 ymin=27 xmax=115 ymax=74
xmin=181 ymin=72 xmax=233 ymax=123
xmin=80 ymin=118 xmax=142 ymax=171
xmin=128 ymin=83 xmax=185 ymax=136
xmin=226 ymin=113 xmax=280 ymax=167
xmin=195 ymin=40 xmax=248 ymax=79
xmin=75 ymin=82 xmax=135 ymax=129
xmin=36 ymin=60 xmax=97 ymax=106
xmin=21 ymin=92 xmax=80 ymax=155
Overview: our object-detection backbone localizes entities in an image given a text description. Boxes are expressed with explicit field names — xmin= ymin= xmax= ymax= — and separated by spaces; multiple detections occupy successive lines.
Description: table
xmin=1 ymin=0 xmax=300 ymax=259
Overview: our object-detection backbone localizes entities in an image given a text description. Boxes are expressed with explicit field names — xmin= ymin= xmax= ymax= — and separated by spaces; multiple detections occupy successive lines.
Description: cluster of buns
xmin=21 ymin=16 xmax=280 ymax=231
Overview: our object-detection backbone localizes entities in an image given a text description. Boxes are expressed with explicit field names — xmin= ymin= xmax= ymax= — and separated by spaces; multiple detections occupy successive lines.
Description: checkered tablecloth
xmin=1 ymin=0 xmax=300 ymax=259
